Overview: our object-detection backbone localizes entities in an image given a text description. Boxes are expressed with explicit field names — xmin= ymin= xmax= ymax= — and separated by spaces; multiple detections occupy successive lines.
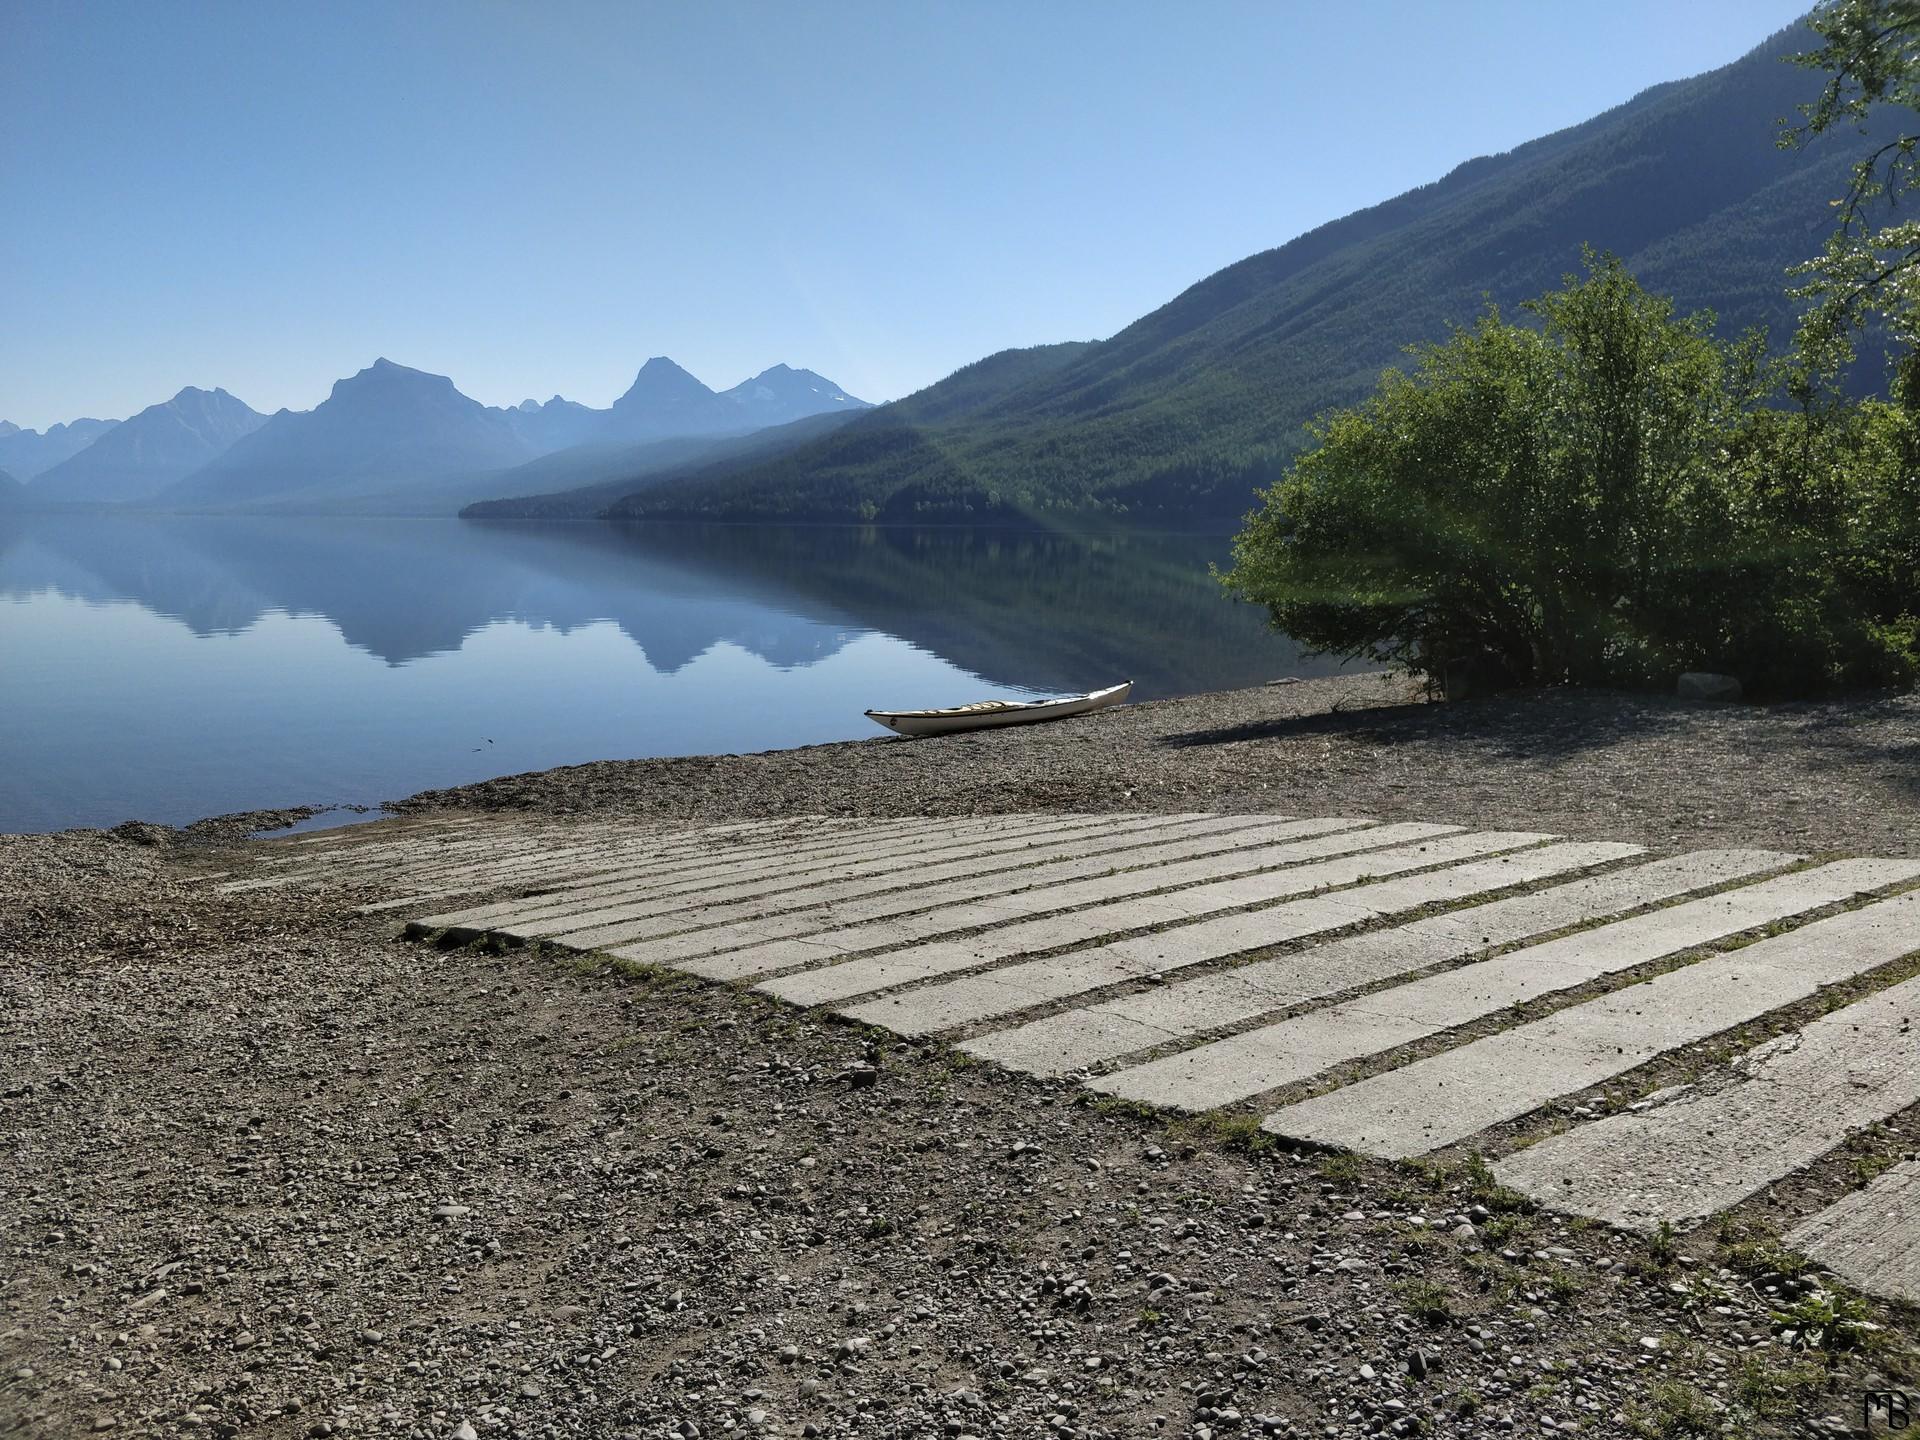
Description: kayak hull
xmin=866 ymin=681 xmax=1133 ymax=737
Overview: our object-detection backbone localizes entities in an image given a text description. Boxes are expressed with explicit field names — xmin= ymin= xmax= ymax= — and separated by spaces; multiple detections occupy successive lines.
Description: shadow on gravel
xmin=1795 ymin=698 xmax=1920 ymax=799
xmin=1156 ymin=690 xmax=1692 ymax=762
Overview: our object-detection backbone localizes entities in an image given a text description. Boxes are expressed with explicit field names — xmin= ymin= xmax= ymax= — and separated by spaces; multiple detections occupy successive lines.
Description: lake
xmin=0 ymin=515 xmax=1346 ymax=833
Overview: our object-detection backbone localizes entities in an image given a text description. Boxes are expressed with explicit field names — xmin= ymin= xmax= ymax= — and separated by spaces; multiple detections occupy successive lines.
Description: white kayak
xmin=865 ymin=680 xmax=1133 ymax=737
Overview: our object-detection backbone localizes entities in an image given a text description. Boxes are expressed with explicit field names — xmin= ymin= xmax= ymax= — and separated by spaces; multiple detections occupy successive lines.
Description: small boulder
xmin=1676 ymin=671 xmax=1742 ymax=702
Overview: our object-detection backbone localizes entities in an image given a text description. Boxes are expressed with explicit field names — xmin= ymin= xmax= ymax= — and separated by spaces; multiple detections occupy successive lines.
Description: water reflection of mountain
xmin=0 ymin=515 xmax=1333 ymax=693
xmin=594 ymin=522 xmax=1337 ymax=697
xmin=0 ymin=515 xmax=852 ymax=672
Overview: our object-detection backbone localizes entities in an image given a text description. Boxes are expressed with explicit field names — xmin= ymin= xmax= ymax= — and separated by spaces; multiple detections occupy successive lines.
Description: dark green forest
xmin=600 ymin=22 xmax=1896 ymax=526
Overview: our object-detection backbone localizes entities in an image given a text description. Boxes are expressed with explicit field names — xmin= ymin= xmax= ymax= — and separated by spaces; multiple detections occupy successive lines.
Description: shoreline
xmin=389 ymin=670 xmax=1919 ymax=856
xmin=22 ymin=668 xmax=1919 ymax=855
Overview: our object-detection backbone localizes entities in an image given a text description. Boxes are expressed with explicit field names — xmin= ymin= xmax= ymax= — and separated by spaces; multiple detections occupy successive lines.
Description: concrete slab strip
xmin=538 ymin=815 xmax=1348 ymax=951
xmin=1494 ymin=972 xmax=1920 ymax=1228
xmin=271 ymin=815 xmax=891 ymax=890
xmin=856 ymin=839 xmax=1644 ymax=1036
xmin=669 ymin=818 xmax=1419 ymax=981
xmin=242 ymin=825 xmax=702 ymax=892
xmin=368 ymin=814 xmax=1091 ymax=918
xmin=759 ymin=828 xmax=1555 ymax=1008
xmin=417 ymin=813 xmax=1176 ymax=932
xmin=684 ymin=820 xmax=1452 ymax=983
xmin=345 ymin=813 xmax=955 ymax=896
xmin=1095 ymin=848 xmax=1837 ymax=1110
xmin=607 ymin=818 xmax=1378 ymax=967
xmin=974 ymin=848 xmax=1791 ymax=1080
xmin=1786 ymin=1160 xmax=1920 ymax=1307
xmin=239 ymin=822 xmax=647 ymax=879
xmin=1261 ymin=871 xmax=1920 ymax=1158
xmin=470 ymin=814 xmax=1231 ymax=942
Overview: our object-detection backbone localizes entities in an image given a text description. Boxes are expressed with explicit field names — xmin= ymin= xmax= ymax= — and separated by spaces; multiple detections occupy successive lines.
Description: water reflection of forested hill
xmin=0 ymin=515 xmax=1336 ymax=694
xmin=593 ymin=521 xmax=1339 ymax=697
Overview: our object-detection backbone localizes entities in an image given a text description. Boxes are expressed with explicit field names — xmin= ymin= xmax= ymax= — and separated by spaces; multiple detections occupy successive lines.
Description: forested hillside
xmin=609 ymin=22 xmax=1885 ymax=525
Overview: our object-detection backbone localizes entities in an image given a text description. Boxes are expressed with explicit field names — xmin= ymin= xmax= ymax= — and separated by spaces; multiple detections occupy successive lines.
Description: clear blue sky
xmin=3 ymin=0 xmax=1813 ymax=428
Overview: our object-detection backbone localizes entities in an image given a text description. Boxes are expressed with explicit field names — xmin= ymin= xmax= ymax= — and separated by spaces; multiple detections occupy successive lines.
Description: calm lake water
xmin=0 ymin=515 xmax=1345 ymax=833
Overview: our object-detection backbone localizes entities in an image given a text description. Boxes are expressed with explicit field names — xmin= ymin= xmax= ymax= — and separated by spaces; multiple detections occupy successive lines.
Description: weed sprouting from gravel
xmin=1716 ymin=1216 xmax=1812 ymax=1281
xmin=1318 ymin=1152 xmax=1364 ymax=1184
xmin=1179 ymin=1109 xmax=1281 ymax=1155
xmin=1644 ymin=1219 xmax=1679 ymax=1270
xmin=1852 ymin=1152 xmax=1897 ymax=1187
xmin=1076 ymin=1091 xmax=1159 ymax=1122
xmin=1406 ymin=1151 xmax=1535 ymax=1215
xmin=1772 ymin=1286 xmax=1880 ymax=1353
xmin=1479 ymin=1212 xmax=1530 ymax=1248
xmin=1625 ymin=1379 xmax=1722 ymax=1438
xmin=1396 ymin=1278 xmax=1456 ymax=1326
xmin=1734 ymin=1355 xmax=1831 ymax=1417
xmin=1542 ymin=1267 xmax=1584 ymax=1304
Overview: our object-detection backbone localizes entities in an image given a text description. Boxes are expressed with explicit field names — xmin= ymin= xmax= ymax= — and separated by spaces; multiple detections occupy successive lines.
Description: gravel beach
xmin=6 ymin=674 xmax=1918 ymax=1439
xmin=401 ymin=673 xmax=1920 ymax=858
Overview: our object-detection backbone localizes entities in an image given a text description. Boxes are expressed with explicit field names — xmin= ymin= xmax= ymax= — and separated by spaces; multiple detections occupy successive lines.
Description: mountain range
xmin=7 ymin=20 xmax=1876 ymax=527
xmin=0 ymin=418 xmax=120 ymax=481
xmin=592 ymin=19 xmax=1891 ymax=525
xmin=34 ymin=387 xmax=267 ymax=503
xmin=8 ymin=358 xmax=869 ymax=515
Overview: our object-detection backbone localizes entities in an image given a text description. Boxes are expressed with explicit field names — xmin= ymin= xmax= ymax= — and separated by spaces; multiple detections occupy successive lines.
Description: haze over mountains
xmin=0 ymin=418 xmax=120 ymax=481
xmin=7 ymin=21 xmax=1875 ymax=527
xmin=35 ymin=387 xmax=266 ymax=503
xmin=596 ymin=20 xmax=1889 ymax=525
xmin=7 ymin=359 xmax=870 ymax=515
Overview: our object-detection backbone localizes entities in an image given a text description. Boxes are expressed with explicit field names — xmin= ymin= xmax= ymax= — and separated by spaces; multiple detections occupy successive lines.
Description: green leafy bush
xmin=1222 ymin=254 xmax=1919 ymax=696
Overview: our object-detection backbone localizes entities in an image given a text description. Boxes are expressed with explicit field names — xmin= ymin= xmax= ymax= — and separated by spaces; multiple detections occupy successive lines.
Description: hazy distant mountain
xmin=140 ymin=355 xmax=870 ymax=514
xmin=32 ymin=387 xmax=265 ymax=503
xmin=719 ymin=364 xmax=868 ymax=429
xmin=507 ymin=395 xmax=601 ymax=454
xmin=601 ymin=357 xmax=730 ymax=444
xmin=605 ymin=342 xmax=1094 ymax=521
xmin=162 ymin=359 xmax=536 ymax=511
xmin=615 ymin=21 xmax=1887 ymax=524
xmin=462 ymin=409 xmax=867 ymax=519
xmin=0 ymin=417 xmax=120 ymax=480
xmin=599 ymin=358 xmax=869 ymax=445
xmin=0 ymin=468 xmax=21 ymax=507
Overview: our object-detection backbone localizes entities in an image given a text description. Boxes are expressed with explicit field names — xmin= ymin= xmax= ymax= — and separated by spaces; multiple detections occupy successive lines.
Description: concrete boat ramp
xmin=216 ymin=809 xmax=1920 ymax=1302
